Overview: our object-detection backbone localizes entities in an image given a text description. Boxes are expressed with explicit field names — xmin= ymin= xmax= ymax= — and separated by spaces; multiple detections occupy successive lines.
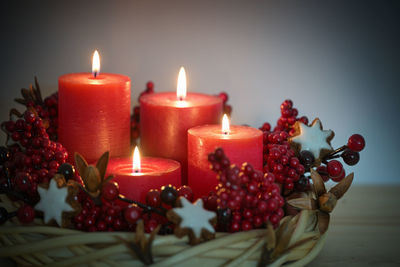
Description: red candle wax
xmin=106 ymin=157 xmax=181 ymax=202
xmin=140 ymin=92 xmax=222 ymax=184
xmin=59 ymin=73 xmax=131 ymax=162
xmin=188 ymin=124 xmax=263 ymax=199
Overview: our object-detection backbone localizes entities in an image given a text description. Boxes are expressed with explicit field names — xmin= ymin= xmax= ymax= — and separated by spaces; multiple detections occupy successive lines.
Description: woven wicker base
xmin=0 ymin=209 xmax=325 ymax=267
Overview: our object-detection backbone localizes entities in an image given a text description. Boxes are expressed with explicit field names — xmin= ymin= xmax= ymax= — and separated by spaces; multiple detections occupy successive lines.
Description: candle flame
xmin=176 ymin=66 xmax=187 ymax=100
xmin=222 ymin=114 xmax=230 ymax=135
xmin=92 ymin=50 xmax=100 ymax=78
xmin=132 ymin=146 xmax=141 ymax=173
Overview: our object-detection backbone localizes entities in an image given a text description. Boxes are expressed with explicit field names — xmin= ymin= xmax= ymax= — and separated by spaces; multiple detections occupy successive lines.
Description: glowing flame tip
xmin=176 ymin=66 xmax=187 ymax=100
xmin=92 ymin=50 xmax=100 ymax=77
xmin=222 ymin=114 xmax=230 ymax=135
xmin=132 ymin=146 xmax=141 ymax=173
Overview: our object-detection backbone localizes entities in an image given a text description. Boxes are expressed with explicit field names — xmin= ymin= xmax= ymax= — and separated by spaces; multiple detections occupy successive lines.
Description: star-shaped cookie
xmin=289 ymin=118 xmax=334 ymax=165
xmin=167 ymin=197 xmax=217 ymax=245
xmin=35 ymin=178 xmax=75 ymax=227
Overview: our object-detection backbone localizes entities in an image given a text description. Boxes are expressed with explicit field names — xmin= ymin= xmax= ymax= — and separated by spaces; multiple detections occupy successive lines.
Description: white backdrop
xmin=1 ymin=0 xmax=399 ymax=184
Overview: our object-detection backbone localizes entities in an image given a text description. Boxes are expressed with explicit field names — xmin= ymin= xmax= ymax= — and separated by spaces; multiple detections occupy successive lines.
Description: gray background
xmin=1 ymin=0 xmax=399 ymax=184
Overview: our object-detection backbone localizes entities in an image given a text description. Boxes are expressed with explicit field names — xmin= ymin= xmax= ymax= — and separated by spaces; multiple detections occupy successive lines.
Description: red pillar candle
xmin=59 ymin=51 xmax=131 ymax=163
xmin=106 ymin=147 xmax=181 ymax=202
xmin=140 ymin=67 xmax=222 ymax=184
xmin=188 ymin=115 xmax=263 ymax=198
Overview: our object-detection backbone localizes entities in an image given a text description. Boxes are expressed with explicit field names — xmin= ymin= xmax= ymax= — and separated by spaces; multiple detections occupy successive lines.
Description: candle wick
xmin=179 ymin=96 xmax=183 ymax=101
xmin=135 ymin=169 xmax=139 ymax=173
xmin=224 ymin=132 xmax=228 ymax=135
xmin=93 ymin=72 xmax=98 ymax=78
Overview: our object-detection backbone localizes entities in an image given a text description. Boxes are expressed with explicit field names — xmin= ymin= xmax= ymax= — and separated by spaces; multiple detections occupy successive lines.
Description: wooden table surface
xmin=309 ymin=186 xmax=400 ymax=267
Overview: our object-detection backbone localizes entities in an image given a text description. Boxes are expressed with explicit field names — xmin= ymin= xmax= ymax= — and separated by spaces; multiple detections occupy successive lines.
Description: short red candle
xmin=188 ymin=124 xmax=263 ymax=198
xmin=140 ymin=92 xmax=222 ymax=184
xmin=59 ymin=73 xmax=131 ymax=162
xmin=106 ymin=157 xmax=181 ymax=202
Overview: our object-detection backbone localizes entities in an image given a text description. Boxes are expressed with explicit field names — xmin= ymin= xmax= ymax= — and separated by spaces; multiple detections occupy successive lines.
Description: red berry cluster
xmin=259 ymin=125 xmax=307 ymax=193
xmin=131 ymin=82 xmax=154 ymax=146
xmin=317 ymin=134 xmax=366 ymax=183
xmin=217 ymin=92 xmax=232 ymax=117
xmin=75 ymin=179 xmax=194 ymax=233
xmin=74 ymin=186 xmax=129 ymax=232
xmin=206 ymin=148 xmax=284 ymax=232
xmin=273 ymin=99 xmax=308 ymax=135
xmin=0 ymin=110 xmax=68 ymax=200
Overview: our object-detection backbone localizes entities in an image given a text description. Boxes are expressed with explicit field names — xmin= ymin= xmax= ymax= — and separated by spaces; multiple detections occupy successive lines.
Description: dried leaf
xmin=317 ymin=212 xmax=330 ymax=235
xmin=318 ymin=192 xmax=337 ymax=213
xmin=34 ymin=76 xmax=43 ymax=104
xmin=120 ymin=220 xmax=161 ymax=265
xmin=265 ymin=222 xmax=276 ymax=250
xmin=21 ymin=88 xmax=33 ymax=101
xmin=74 ymin=153 xmax=89 ymax=182
xmin=96 ymin=151 xmax=109 ymax=182
xmin=287 ymin=197 xmax=317 ymax=210
xmin=329 ymin=172 xmax=354 ymax=199
xmin=310 ymin=169 xmax=326 ymax=197
xmin=258 ymin=223 xmax=276 ymax=267
xmin=14 ymin=98 xmax=26 ymax=105
xmin=273 ymin=214 xmax=298 ymax=259
xmin=275 ymin=216 xmax=292 ymax=242
xmin=103 ymin=175 xmax=114 ymax=185
xmin=9 ymin=108 xmax=23 ymax=118
xmin=83 ymin=166 xmax=101 ymax=194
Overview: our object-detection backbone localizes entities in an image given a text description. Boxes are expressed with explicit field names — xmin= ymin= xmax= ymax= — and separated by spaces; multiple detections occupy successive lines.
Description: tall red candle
xmin=59 ymin=51 xmax=131 ymax=162
xmin=106 ymin=153 xmax=181 ymax=202
xmin=140 ymin=67 xmax=222 ymax=184
xmin=188 ymin=117 xmax=263 ymax=198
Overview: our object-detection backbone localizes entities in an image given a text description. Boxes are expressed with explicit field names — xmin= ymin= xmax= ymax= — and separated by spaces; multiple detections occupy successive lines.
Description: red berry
xmin=146 ymin=81 xmax=154 ymax=91
xmin=124 ymin=205 xmax=142 ymax=224
xmin=49 ymin=160 xmax=59 ymax=170
xmin=247 ymin=181 xmax=259 ymax=195
xmin=113 ymin=218 xmax=124 ymax=230
xmin=5 ymin=121 xmax=15 ymax=132
xmin=146 ymin=189 xmax=161 ymax=207
xmin=84 ymin=216 xmax=96 ymax=228
xmin=327 ymin=160 xmax=343 ymax=178
xmin=242 ymin=209 xmax=253 ymax=219
xmin=331 ymin=169 xmax=346 ymax=182
xmin=298 ymin=116 xmax=309 ymax=125
xmin=17 ymin=205 xmax=35 ymax=224
xmin=316 ymin=165 xmax=330 ymax=182
xmin=257 ymin=200 xmax=268 ymax=213
xmin=218 ymin=92 xmax=229 ymax=103
xmin=177 ymin=185 xmax=193 ymax=202
xmin=341 ymin=149 xmax=360 ymax=166
xmin=11 ymin=131 xmax=21 ymax=141
xmin=266 ymin=199 xmax=278 ymax=212
xmin=145 ymin=219 xmax=159 ymax=233
xmin=102 ymin=182 xmax=119 ymax=200
xmin=284 ymin=181 xmax=294 ymax=191
xmin=96 ymin=221 xmax=107 ymax=231
xmin=347 ymin=134 xmax=365 ymax=152
xmin=253 ymin=215 xmax=263 ymax=227
xmin=205 ymin=194 xmax=218 ymax=211
xmin=24 ymin=111 xmax=36 ymax=124
xmin=269 ymin=214 xmax=280 ymax=225
xmin=160 ymin=184 xmax=178 ymax=206
xmin=74 ymin=213 xmax=84 ymax=224
xmin=104 ymin=215 xmax=113 ymax=225
xmin=15 ymin=173 xmax=31 ymax=192
xmin=241 ymin=220 xmax=253 ymax=231
xmin=230 ymin=221 xmax=240 ymax=232
xmin=281 ymin=99 xmax=293 ymax=109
